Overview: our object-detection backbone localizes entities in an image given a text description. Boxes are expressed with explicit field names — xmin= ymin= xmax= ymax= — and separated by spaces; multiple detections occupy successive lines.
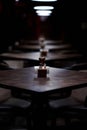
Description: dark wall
xmin=0 ymin=0 xmax=15 ymax=53
xmin=47 ymin=0 xmax=87 ymax=56
xmin=63 ymin=0 xmax=87 ymax=55
xmin=0 ymin=0 xmax=87 ymax=55
xmin=0 ymin=0 xmax=35 ymax=53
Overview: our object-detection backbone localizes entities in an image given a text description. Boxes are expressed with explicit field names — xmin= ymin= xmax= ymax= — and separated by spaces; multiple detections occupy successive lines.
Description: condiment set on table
xmin=35 ymin=36 xmax=49 ymax=78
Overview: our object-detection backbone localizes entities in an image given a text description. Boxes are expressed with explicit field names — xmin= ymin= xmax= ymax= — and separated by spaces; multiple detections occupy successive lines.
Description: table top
xmin=15 ymin=44 xmax=71 ymax=51
xmin=0 ymin=52 xmax=82 ymax=61
xmin=0 ymin=67 xmax=87 ymax=94
xmin=20 ymin=40 xmax=63 ymax=45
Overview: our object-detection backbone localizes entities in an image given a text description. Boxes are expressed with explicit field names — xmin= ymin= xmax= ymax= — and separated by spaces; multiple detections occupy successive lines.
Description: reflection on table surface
xmin=0 ymin=67 xmax=87 ymax=94
xmin=20 ymin=40 xmax=63 ymax=45
xmin=15 ymin=44 xmax=71 ymax=51
xmin=0 ymin=52 xmax=82 ymax=61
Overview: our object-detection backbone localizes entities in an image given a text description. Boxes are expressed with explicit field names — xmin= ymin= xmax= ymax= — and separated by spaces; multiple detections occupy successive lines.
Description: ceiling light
xmin=15 ymin=0 xmax=19 ymax=2
xmin=36 ymin=10 xmax=52 ymax=16
xmin=36 ymin=10 xmax=52 ymax=14
xmin=34 ymin=6 xmax=54 ymax=10
xmin=37 ymin=13 xmax=51 ymax=16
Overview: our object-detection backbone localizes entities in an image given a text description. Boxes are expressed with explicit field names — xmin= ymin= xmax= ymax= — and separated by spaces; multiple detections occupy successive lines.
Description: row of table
xmin=0 ymin=40 xmax=87 ymax=128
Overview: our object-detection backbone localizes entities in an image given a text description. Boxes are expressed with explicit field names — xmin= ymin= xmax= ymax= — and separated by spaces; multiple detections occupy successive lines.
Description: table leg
xmin=31 ymin=94 xmax=48 ymax=128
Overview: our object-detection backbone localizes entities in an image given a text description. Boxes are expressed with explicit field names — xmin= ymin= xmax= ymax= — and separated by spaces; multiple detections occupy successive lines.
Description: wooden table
xmin=0 ymin=67 xmax=87 ymax=93
xmin=20 ymin=40 xmax=63 ymax=45
xmin=0 ymin=52 xmax=83 ymax=67
xmin=14 ymin=44 xmax=71 ymax=52
xmin=0 ymin=51 xmax=82 ymax=61
xmin=0 ymin=51 xmax=83 ymax=68
xmin=0 ymin=67 xmax=87 ymax=128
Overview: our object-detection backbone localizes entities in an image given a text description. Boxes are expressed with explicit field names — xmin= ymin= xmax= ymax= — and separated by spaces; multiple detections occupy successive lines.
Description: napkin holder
xmin=40 ymin=49 xmax=48 ymax=57
xmin=38 ymin=65 xmax=47 ymax=78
